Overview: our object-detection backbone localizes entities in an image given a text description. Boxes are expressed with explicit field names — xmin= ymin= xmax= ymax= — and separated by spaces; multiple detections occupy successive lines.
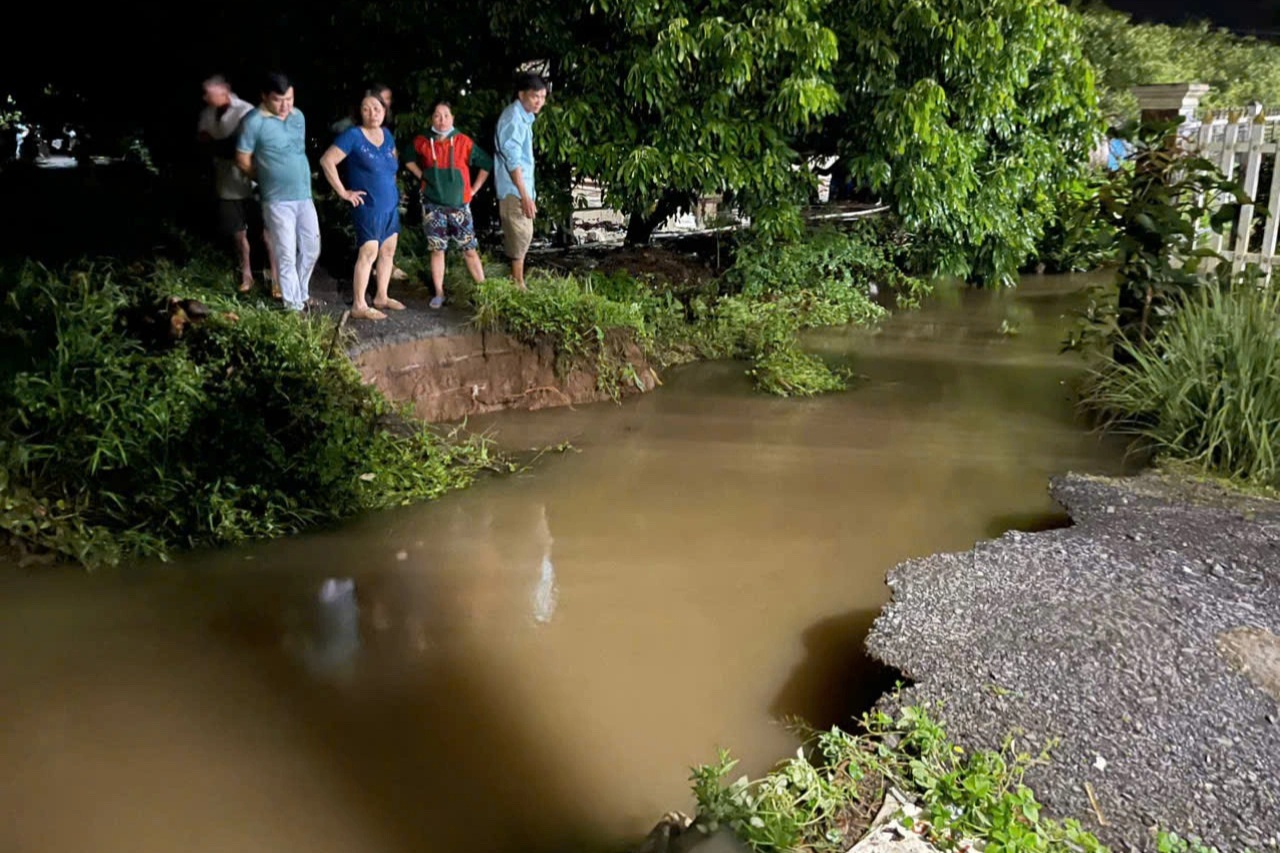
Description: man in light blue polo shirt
xmin=236 ymin=72 xmax=322 ymax=312
xmin=494 ymin=73 xmax=547 ymax=290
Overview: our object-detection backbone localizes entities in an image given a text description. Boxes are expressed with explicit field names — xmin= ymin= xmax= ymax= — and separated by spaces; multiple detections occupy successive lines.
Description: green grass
xmin=1084 ymin=284 xmax=1280 ymax=488
xmin=442 ymin=226 xmax=923 ymax=399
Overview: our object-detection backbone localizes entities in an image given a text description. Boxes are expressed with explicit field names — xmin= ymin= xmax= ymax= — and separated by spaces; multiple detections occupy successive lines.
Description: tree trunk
xmin=624 ymin=210 xmax=661 ymax=246
xmin=624 ymin=193 xmax=684 ymax=245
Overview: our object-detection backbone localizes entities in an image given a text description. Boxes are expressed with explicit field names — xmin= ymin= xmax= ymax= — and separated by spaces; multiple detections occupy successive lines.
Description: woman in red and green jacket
xmin=406 ymin=101 xmax=494 ymax=309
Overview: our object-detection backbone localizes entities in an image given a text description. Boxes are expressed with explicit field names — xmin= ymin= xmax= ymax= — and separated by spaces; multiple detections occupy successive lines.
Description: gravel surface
xmin=867 ymin=472 xmax=1280 ymax=852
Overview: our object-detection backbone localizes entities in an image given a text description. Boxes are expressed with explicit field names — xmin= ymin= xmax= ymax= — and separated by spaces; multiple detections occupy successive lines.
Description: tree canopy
xmin=1077 ymin=4 xmax=1280 ymax=121
xmin=6 ymin=0 xmax=1114 ymax=283
xmin=521 ymin=0 xmax=840 ymax=243
xmin=809 ymin=0 xmax=1100 ymax=284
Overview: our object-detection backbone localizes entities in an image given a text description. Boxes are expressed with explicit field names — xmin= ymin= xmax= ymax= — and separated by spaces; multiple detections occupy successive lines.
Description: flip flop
xmin=429 ymin=296 xmax=444 ymax=310
xmin=238 ymin=280 xmax=255 ymax=293
xmin=351 ymin=306 xmax=388 ymax=321
xmin=373 ymin=298 xmax=406 ymax=311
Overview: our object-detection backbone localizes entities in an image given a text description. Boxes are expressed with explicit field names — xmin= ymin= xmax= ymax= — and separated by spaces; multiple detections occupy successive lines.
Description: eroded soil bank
xmin=867 ymin=471 xmax=1280 ymax=851
xmin=353 ymin=327 xmax=656 ymax=422
xmin=311 ymin=272 xmax=658 ymax=422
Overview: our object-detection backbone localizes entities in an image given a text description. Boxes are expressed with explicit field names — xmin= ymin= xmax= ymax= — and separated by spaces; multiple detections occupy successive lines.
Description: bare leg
xmin=430 ymin=251 xmax=446 ymax=298
xmin=233 ymin=229 xmax=253 ymax=290
xmin=511 ymin=258 xmax=527 ymax=291
xmin=352 ymin=240 xmax=379 ymax=314
xmin=373 ymin=234 xmax=403 ymax=310
xmin=463 ymin=249 xmax=485 ymax=283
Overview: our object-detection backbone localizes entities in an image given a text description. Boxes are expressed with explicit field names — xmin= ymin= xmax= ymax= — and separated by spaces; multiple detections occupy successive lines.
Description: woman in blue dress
xmin=320 ymin=91 xmax=404 ymax=320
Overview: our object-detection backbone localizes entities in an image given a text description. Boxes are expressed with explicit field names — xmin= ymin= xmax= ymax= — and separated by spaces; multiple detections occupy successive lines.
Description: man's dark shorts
xmin=217 ymin=199 xmax=250 ymax=237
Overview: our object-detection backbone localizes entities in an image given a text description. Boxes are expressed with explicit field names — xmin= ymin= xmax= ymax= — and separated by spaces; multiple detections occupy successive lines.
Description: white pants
xmin=263 ymin=199 xmax=321 ymax=311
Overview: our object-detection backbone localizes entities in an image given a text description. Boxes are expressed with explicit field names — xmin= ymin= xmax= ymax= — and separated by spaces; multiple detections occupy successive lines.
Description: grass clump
xmin=467 ymin=272 xmax=675 ymax=398
xmin=1085 ymin=284 xmax=1280 ymax=489
xmin=460 ymin=226 xmax=923 ymax=398
xmin=0 ymin=258 xmax=503 ymax=567
xmin=690 ymin=703 xmax=1105 ymax=853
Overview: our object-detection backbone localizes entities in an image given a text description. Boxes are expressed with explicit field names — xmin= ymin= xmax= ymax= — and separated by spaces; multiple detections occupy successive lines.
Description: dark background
xmin=1108 ymin=0 xmax=1278 ymax=32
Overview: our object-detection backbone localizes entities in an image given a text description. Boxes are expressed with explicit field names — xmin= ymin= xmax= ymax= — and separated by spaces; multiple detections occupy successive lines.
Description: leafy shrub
xmin=1065 ymin=119 xmax=1254 ymax=352
xmin=730 ymin=225 xmax=927 ymax=313
xmin=0 ymin=258 xmax=501 ymax=567
xmin=1032 ymin=173 xmax=1117 ymax=274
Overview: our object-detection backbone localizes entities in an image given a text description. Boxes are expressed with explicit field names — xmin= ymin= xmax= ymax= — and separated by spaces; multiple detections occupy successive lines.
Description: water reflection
xmin=275 ymin=498 xmax=559 ymax=679
xmin=532 ymin=505 xmax=559 ymax=625
xmin=287 ymin=577 xmax=361 ymax=681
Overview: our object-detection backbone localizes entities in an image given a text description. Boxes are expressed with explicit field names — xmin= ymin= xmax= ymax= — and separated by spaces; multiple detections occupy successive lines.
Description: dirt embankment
xmin=354 ymin=327 xmax=657 ymax=422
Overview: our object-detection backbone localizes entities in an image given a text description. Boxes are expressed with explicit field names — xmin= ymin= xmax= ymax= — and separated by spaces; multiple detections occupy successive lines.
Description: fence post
xmin=1131 ymin=83 xmax=1210 ymax=125
xmin=1261 ymin=108 xmax=1280 ymax=285
xmin=1232 ymin=103 xmax=1266 ymax=273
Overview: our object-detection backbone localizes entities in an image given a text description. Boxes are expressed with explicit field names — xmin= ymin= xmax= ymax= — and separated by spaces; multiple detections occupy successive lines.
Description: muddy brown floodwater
xmin=0 ymin=273 xmax=1133 ymax=853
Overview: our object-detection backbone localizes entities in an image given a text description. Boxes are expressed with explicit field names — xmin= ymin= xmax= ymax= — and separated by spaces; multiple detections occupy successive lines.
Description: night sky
xmin=1105 ymin=0 xmax=1278 ymax=32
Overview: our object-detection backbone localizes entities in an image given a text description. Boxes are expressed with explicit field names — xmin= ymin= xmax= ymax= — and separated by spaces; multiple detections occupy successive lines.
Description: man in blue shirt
xmin=494 ymin=73 xmax=547 ymax=290
xmin=236 ymin=72 xmax=323 ymax=312
xmin=1106 ymin=136 xmax=1133 ymax=172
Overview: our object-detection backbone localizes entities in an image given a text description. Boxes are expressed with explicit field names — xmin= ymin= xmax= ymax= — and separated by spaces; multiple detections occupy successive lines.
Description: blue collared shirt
xmin=494 ymin=99 xmax=536 ymax=201
xmin=237 ymin=107 xmax=312 ymax=202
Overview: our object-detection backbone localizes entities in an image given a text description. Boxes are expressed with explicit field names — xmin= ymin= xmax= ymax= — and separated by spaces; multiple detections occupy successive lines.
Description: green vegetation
xmin=468 ymin=272 xmax=666 ymax=399
xmin=690 ymin=703 xmax=1105 ymax=853
xmin=710 ymin=227 xmax=927 ymax=395
xmin=1085 ymin=284 xmax=1280 ymax=489
xmin=0 ymin=258 xmax=503 ymax=567
xmin=534 ymin=0 xmax=840 ymax=243
xmin=813 ymin=0 xmax=1100 ymax=286
xmin=445 ymin=226 xmax=924 ymax=399
xmin=1069 ymin=117 xmax=1278 ymax=491
xmin=1032 ymin=172 xmax=1117 ymax=275
xmin=1077 ymin=4 xmax=1280 ymax=121
xmin=1065 ymin=119 xmax=1252 ymax=352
